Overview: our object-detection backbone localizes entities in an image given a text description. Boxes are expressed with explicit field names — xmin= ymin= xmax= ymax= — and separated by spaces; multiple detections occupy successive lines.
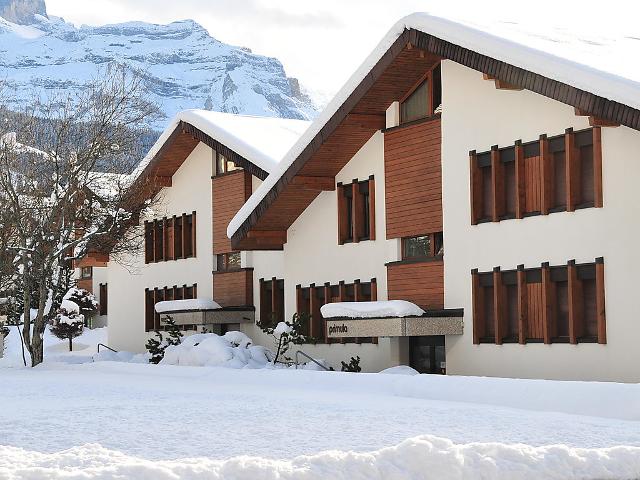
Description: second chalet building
xmin=106 ymin=14 xmax=640 ymax=382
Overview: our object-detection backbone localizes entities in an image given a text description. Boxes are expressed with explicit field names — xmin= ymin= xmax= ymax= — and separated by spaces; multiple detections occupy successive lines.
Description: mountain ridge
xmin=0 ymin=1 xmax=317 ymax=129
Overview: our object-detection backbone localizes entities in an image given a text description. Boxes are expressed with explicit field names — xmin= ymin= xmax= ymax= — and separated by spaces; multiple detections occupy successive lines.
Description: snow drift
xmin=1 ymin=435 xmax=639 ymax=480
xmin=321 ymin=300 xmax=425 ymax=319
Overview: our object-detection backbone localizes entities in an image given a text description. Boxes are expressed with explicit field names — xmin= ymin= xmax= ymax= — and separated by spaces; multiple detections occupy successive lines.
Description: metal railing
xmin=295 ymin=350 xmax=331 ymax=371
xmin=97 ymin=343 xmax=117 ymax=353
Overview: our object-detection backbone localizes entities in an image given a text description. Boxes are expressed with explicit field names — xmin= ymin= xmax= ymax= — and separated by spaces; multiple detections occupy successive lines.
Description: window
xmin=216 ymin=252 xmax=241 ymax=271
xmin=472 ymin=258 xmax=606 ymax=345
xmin=144 ymin=212 xmax=196 ymax=263
xmin=296 ymin=279 xmax=378 ymax=344
xmin=259 ymin=278 xmax=284 ymax=328
xmin=400 ymin=63 xmax=442 ymax=124
xmin=338 ymin=177 xmax=375 ymax=244
xmin=402 ymin=232 xmax=444 ymax=260
xmin=144 ymin=283 xmax=197 ymax=332
xmin=99 ymin=283 xmax=108 ymax=316
xmin=470 ymin=127 xmax=603 ymax=224
xmin=80 ymin=266 xmax=93 ymax=279
xmin=214 ymin=150 xmax=240 ymax=176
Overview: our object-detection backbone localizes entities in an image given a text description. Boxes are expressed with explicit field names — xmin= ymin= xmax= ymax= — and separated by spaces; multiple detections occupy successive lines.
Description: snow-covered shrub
xmin=341 ymin=356 xmax=361 ymax=373
xmin=63 ymin=288 xmax=98 ymax=324
xmin=145 ymin=316 xmax=183 ymax=364
xmin=259 ymin=313 xmax=315 ymax=364
xmin=160 ymin=331 xmax=273 ymax=368
xmin=50 ymin=300 xmax=85 ymax=351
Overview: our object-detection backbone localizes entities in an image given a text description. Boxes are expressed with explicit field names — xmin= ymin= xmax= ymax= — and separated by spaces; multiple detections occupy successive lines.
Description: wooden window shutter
xmin=469 ymin=151 xmax=482 ymax=224
xmin=471 ymin=269 xmax=483 ymax=344
xmin=567 ymin=260 xmax=584 ymax=344
xmin=99 ymin=284 xmax=108 ymax=316
xmin=514 ymin=142 xmax=525 ymax=219
xmin=541 ymin=262 xmax=555 ymax=344
xmin=565 ymin=128 xmax=580 ymax=212
xmin=540 ymin=134 xmax=553 ymax=215
xmin=516 ymin=265 xmax=528 ymax=344
xmin=337 ymin=183 xmax=348 ymax=244
xmin=191 ymin=211 xmax=197 ymax=257
xmin=493 ymin=267 xmax=504 ymax=344
xmin=490 ymin=146 xmax=504 ymax=221
xmin=368 ymin=176 xmax=376 ymax=240
xmin=593 ymin=127 xmax=603 ymax=208
xmin=595 ymin=257 xmax=606 ymax=343
xmin=351 ymin=180 xmax=361 ymax=243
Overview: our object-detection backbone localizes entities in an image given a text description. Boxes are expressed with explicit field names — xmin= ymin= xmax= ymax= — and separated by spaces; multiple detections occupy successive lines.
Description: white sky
xmin=46 ymin=0 xmax=640 ymax=103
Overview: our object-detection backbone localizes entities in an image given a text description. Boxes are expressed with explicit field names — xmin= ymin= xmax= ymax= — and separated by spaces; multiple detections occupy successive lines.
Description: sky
xmin=45 ymin=0 xmax=640 ymax=104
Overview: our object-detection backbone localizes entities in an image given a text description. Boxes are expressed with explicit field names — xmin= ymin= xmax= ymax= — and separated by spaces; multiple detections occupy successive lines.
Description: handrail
xmin=295 ymin=350 xmax=331 ymax=371
xmin=97 ymin=343 xmax=117 ymax=353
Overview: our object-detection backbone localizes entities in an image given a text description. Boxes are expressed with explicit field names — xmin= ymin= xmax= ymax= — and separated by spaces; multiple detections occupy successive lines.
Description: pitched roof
xmin=227 ymin=12 xmax=640 ymax=245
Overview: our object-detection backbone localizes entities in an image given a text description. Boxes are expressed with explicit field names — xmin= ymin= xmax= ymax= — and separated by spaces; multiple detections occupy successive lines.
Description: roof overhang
xmin=230 ymin=21 xmax=640 ymax=251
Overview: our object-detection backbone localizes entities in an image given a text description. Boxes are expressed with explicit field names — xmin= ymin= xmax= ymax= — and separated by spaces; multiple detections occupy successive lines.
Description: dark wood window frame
xmin=99 ymin=283 xmax=108 ymax=316
xmin=259 ymin=277 xmax=284 ymax=328
xmin=144 ymin=211 xmax=197 ymax=264
xmin=296 ymin=278 xmax=379 ymax=345
xmin=402 ymin=232 xmax=444 ymax=260
xmin=80 ymin=266 xmax=93 ymax=279
xmin=144 ymin=283 xmax=198 ymax=332
xmin=337 ymin=176 xmax=376 ymax=245
xmin=472 ymin=258 xmax=606 ymax=345
xmin=216 ymin=252 xmax=242 ymax=272
xmin=214 ymin=150 xmax=241 ymax=176
xmin=470 ymin=127 xmax=603 ymax=225
xmin=399 ymin=62 xmax=442 ymax=124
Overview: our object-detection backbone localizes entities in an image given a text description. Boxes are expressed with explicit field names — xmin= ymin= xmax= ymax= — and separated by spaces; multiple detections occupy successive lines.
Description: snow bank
xmin=154 ymin=298 xmax=221 ymax=313
xmin=0 ymin=326 xmax=108 ymax=367
xmin=160 ymin=331 xmax=273 ymax=368
xmin=321 ymin=300 xmax=425 ymax=319
xmin=2 ymin=435 xmax=639 ymax=480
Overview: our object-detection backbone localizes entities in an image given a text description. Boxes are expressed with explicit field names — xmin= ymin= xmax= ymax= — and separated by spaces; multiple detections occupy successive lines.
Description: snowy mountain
xmin=0 ymin=0 xmax=318 ymax=129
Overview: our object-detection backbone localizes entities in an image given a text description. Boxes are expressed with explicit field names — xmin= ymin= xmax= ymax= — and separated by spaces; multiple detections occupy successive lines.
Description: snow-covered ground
xmin=1 ymin=328 xmax=640 ymax=479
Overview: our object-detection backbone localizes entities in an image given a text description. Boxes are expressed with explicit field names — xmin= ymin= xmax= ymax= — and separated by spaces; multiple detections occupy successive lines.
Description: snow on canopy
xmin=320 ymin=300 xmax=425 ymax=319
xmin=227 ymin=11 xmax=640 ymax=239
xmin=154 ymin=298 xmax=221 ymax=314
xmin=131 ymin=110 xmax=311 ymax=181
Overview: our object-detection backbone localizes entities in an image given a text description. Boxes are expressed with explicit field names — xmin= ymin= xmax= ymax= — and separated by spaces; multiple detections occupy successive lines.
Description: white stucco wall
xmin=441 ymin=60 xmax=640 ymax=382
xmin=106 ymin=143 xmax=214 ymax=352
xmin=261 ymin=131 xmax=407 ymax=372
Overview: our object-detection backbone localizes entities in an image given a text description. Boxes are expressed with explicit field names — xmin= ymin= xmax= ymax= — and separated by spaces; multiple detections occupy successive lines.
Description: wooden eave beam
xmin=344 ymin=113 xmax=386 ymax=130
xmin=483 ymin=73 xmax=523 ymax=91
xmin=574 ymin=108 xmax=619 ymax=127
xmin=291 ymin=176 xmax=335 ymax=191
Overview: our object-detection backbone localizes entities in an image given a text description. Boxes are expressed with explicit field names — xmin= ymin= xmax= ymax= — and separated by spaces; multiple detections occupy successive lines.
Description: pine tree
xmin=341 ymin=356 xmax=362 ymax=373
xmin=145 ymin=316 xmax=183 ymax=364
xmin=50 ymin=307 xmax=84 ymax=351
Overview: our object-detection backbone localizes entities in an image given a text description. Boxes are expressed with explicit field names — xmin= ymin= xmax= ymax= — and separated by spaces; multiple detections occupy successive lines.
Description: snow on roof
xmin=227 ymin=12 xmax=640 ymax=239
xmin=155 ymin=298 xmax=221 ymax=314
xmin=131 ymin=110 xmax=311 ymax=181
xmin=320 ymin=301 xmax=425 ymax=319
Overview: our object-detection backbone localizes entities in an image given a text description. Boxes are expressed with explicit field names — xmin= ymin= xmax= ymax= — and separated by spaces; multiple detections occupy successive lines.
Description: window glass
xmin=401 ymin=80 xmax=428 ymax=123
xmin=81 ymin=266 xmax=93 ymax=279
xmin=227 ymin=252 xmax=241 ymax=269
xmin=403 ymin=235 xmax=430 ymax=259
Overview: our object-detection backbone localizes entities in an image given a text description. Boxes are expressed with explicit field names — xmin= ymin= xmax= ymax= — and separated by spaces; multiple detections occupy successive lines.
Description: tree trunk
xmin=21 ymin=276 xmax=32 ymax=362
xmin=68 ymin=335 xmax=73 ymax=352
xmin=30 ymin=282 xmax=48 ymax=367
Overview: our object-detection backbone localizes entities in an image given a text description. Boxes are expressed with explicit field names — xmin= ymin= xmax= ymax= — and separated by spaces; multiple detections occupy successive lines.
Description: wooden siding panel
xmin=526 ymin=282 xmax=544 ymax=340
xmin=384 ymin=118 xmax=442 ymax=239
xmin=212 ymin=269 xmax=253 ymax=306
xmin=387 ymin=260 xmax=444 ymax=309
xmin=213 ymin=171 xmax=252 ymax=254
xmin=524 ymin=155 xmax=543 ymax=213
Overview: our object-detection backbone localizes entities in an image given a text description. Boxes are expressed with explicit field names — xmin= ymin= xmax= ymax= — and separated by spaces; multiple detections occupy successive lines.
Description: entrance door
xmin=409 ymin=336 xmax=445 ymax=374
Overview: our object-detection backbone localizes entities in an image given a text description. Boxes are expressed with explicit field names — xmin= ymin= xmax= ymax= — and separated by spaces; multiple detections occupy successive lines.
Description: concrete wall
xmin=441 ymin=60 xmax=640 ymax=382
xmin=107 ymin=143 xmax=215 ymax=352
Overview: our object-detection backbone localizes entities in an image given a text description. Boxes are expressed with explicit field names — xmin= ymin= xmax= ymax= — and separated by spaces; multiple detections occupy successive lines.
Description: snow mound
xmin=2 ymin=435 xmax=639 ymax=480
xmin=154 ymin=298 xmax=221 ymax=313
xmin=379 ymin=365 xmax=420 ymax=375
xmin=159 ymin=332 xmax=272 ymax=368
xmin=321 ymin=300 xmax=425 ymax=319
